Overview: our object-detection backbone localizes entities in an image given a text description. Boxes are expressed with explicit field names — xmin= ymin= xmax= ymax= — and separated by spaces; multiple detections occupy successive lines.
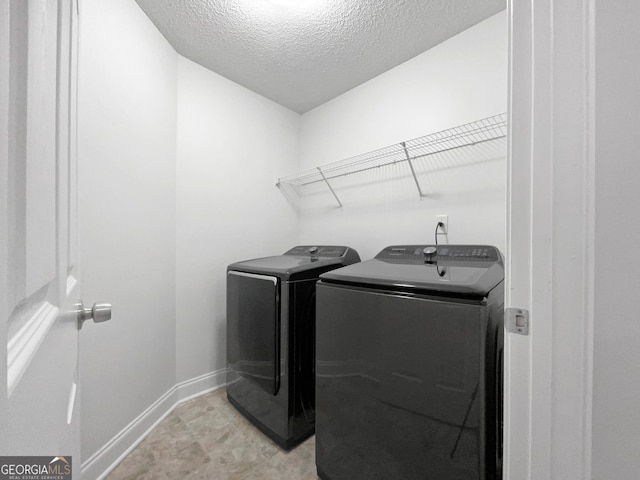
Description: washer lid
xmin=227 ymin=245 xmax=360 ymax=280
xmin=320 ymin=245 xmax=504 ymax=297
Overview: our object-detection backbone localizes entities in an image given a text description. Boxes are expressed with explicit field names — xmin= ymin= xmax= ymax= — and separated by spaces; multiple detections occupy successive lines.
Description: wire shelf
xmin=277 ymin=113 xmax=507 ymax=207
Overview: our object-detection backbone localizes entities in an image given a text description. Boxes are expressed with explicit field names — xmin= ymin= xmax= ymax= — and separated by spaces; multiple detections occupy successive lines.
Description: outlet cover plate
xmin=436 ymin=215 xmax=448 ymax=234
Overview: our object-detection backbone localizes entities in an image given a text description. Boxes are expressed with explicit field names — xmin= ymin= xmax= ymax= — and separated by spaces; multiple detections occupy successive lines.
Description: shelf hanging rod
xmin=402 ymin=141 xmax=424 ymax=198
xmin=317 ymin=166 xmax=343 ymax=208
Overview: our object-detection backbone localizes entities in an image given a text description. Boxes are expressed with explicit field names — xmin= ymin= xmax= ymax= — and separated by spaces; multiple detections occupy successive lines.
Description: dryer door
xmin=227 ymin=271 xmax=280 ymax=395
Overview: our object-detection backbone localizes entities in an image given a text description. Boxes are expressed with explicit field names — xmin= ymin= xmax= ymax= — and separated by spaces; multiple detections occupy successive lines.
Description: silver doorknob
xmin=78 ymin=301 xmax=112 ymax=328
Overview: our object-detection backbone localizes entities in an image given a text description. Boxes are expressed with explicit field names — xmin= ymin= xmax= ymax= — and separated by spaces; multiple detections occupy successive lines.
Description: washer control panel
xmin=376 ymin=245 xmax=500 ymax=263
xmin=284 ymin=245 xmax=348 ymax=258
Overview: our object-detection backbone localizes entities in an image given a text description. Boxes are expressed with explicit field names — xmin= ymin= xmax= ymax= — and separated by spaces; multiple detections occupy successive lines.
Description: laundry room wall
xmin=175 ymin=57 xmax=300 ymax=384
xmin=297 ymin=11 xmax=507 ymax=260
xmin=77 ymin=0 xmax=178 ymax=468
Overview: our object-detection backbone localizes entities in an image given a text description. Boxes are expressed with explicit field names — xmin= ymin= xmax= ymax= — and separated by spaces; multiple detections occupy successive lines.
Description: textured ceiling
xmin=135 ymin=0 xmax=505 ymax=113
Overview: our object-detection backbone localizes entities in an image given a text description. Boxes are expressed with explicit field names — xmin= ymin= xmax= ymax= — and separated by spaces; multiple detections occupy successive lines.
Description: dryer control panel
xmin=285 ymin=245 xmax=348 ymax=258
xmin=376 ymin=245 xmax=501 ymax=264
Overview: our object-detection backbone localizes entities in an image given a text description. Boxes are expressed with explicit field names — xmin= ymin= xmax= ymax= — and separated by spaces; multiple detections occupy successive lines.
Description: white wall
xmin=76 ymin=0 xmax=300 ymax=469
xmin=298 ymin=12 xmax=507 ymax=259
xmin=592 ymin=0 xmax=640 ymax=476
xmin=78 ymin=0 xmax=178 ymax=462
xmin=175 ymin=57 xmax=300 ymax=383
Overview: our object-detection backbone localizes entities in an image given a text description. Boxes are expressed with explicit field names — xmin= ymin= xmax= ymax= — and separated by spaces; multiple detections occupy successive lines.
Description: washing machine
xmin=315 ymin=244 xmax=504 ymax=480
xmin=226 ymin=245 xmax=361 ymax=449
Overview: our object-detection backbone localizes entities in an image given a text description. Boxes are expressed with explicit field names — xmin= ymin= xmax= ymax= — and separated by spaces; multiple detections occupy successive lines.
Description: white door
xmin=0 ymin=0 xmax=107 ymax=475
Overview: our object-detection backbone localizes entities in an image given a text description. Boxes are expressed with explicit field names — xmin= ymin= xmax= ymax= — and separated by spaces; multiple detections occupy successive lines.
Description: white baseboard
xmin=175 ymin=368 xmax=228 ymax=404
xmin=81 ymin=368 xmax=228 ymax=480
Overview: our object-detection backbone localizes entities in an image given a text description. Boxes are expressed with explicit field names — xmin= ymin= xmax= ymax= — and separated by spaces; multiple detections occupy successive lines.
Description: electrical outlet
xmin=436 ymin=215 xmax=448 ymax=234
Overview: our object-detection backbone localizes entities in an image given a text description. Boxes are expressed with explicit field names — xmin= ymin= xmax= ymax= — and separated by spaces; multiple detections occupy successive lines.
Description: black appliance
xmin=226 ymin=245 xmax=361 ymax=450
xmin=315 ymin=244 xmax=504 ymax=480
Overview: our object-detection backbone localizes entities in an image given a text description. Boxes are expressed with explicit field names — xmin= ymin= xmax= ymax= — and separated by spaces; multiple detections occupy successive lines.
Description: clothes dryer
xmin=227 ymin=245 xmax=360 ymax=449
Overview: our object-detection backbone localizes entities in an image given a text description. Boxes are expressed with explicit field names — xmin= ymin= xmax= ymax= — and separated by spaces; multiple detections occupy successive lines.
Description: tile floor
xmin=106 ymin=388 xmax=318 ymax=480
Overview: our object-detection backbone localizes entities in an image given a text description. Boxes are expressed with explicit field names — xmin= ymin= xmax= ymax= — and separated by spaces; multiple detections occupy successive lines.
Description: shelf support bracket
xmin=402 ymin=142 xmax=425 ymax=198
xmin=317 ymin=167 xmax=343 ymax=208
